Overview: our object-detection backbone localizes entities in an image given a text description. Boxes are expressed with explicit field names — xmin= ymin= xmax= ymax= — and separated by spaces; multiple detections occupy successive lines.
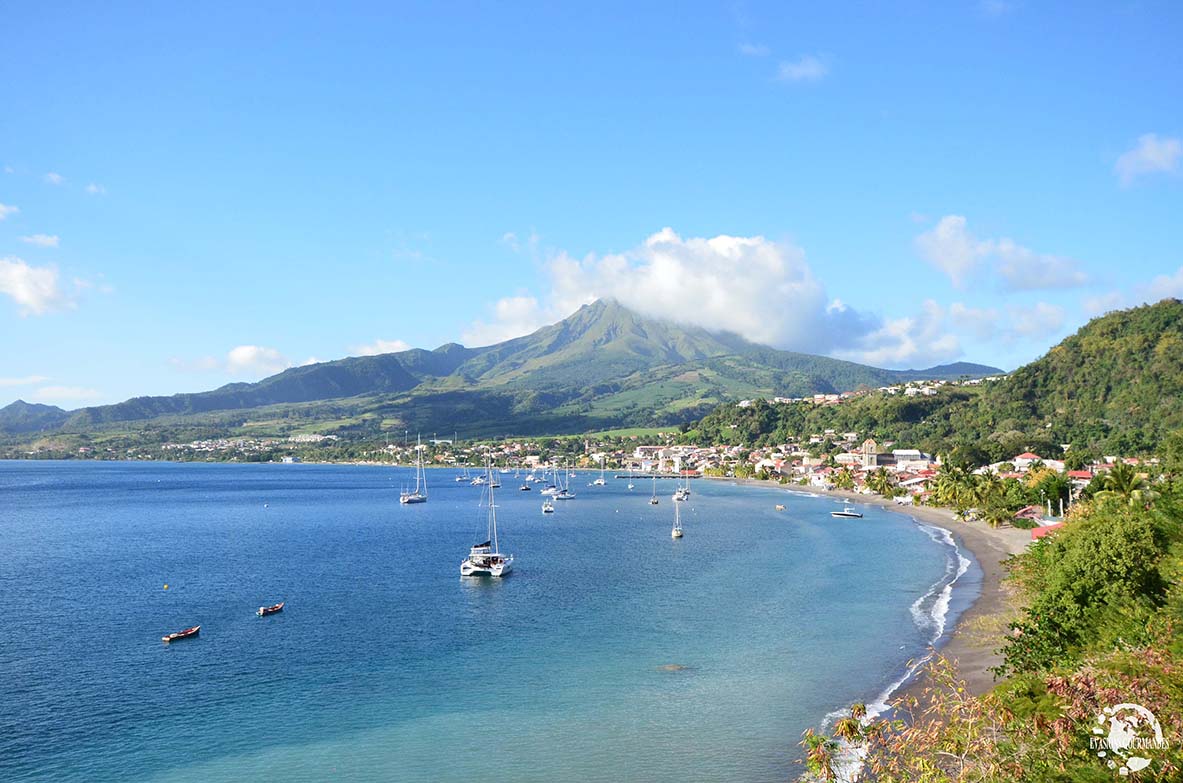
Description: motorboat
xmin=257 ymin=602 xmax=284 ymax=617
xmin=831 ymin=505 xmax=863 ymax=519
xmin=162 ymin=625 xmax=200 ymax=643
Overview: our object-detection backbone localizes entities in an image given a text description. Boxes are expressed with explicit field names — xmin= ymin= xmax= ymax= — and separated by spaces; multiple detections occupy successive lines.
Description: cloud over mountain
xmin=465 ymin=228 xmax=967 ymax=368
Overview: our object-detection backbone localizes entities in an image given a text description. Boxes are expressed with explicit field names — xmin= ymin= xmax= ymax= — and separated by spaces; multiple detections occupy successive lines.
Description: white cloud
xmin=835 ymin=299 xmax=961 ymax=367
xmin=1115 ymin=133 xmax=1182 ymax=186
xmin=500 ymin=230 xmax=540 ymax=256
xmin=992 ymin=239 xmax=1086 ymax=290
xmin=226 ymin=345 xmax=290 ymax=377
xmin=351 ymin=338 xmax=412 ymax=356
xmin=0 ymin=203 xmax=18 ymax=220
xmin=1082 ymin=291 xmax=1126 ymax=317
xmin=172 ymin=346 xmax=292 ymax=378
xmin=85 ymin=183 xmax=106 ymax=195
xmin=948 ymin=302 xmax=1000 ymax=340
xmin=32 ymin=385 xmax=101 ymax=402
xmin=1143 ymin=266 xmax=1183 ymax=299
xmin=1079 ymin=266 xmax=1183 ymax=316
xmin=20 ymin=234 xmax=60 ymax=248
xmin=916 ymin=216 xmax=987 ymax=288
xmin=738 ymin=42 xmax=769 ymax=57
xmin=0 ymin=256 xmax=69 ymax=315
xmin=462 ymin=228 xmax=960 ymax=367
xmin=1008 ymin=301 xmax=1065 ymax=337
xmin=777 ymin=55 xmax=828 ymax=82
xmin=916 ymin=215 xmax=1087 ymax=290
xmin=44 ymin=172 xmax=65 ymax=185
xmin=0 ymin=375 xmax=50 ymax=387
xmin=463 ymin=295 xmax=551 ymax=346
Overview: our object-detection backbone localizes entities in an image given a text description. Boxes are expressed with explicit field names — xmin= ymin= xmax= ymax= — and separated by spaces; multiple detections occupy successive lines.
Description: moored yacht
xmin=461 ymin=466 xmax=514 ymax=577
xmin=400 ymin=435 xmax=428 ymax=504
xmin=671 ymin=498 xmax=683 ymax=538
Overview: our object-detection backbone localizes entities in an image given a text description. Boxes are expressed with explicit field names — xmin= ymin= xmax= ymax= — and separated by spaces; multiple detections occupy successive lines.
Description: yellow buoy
xmin=163 ymin=584 xmax=169 ymax=590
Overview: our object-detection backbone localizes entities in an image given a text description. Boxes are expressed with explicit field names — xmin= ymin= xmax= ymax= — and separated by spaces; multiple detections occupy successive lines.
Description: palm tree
xmin=833 ymin=467 xmax=855 ymax=491
xmin=1096 ymin=462 xmax=1158 ymax=506
xmin=868 ymin=468 xmax=895 ymax=497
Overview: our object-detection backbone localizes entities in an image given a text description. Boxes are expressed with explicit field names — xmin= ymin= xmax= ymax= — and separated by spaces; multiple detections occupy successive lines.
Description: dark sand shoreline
xmin=706 ymin=477 xmax=1030 ymax=696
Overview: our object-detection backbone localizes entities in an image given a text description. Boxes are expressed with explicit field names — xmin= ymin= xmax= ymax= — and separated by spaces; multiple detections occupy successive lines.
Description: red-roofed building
xmin=1014 ymin=452 xmax=1043 ymax=470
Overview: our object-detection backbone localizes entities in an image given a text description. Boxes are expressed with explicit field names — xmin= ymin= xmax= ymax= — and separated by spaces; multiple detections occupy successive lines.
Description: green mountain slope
xmin=688 ymin=298 xmax=1183 ymax=460
xmin=1 ymin=300 xmax=1003 ymax=442
xmin=938 ymin=297 xmax=1183 ymax=455
xmin=0 ymin=400 xmax=70 ymax=434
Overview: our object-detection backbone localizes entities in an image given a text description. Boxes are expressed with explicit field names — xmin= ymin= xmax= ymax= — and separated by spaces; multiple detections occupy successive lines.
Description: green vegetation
xmin=799 ymin=469 xmax=1183 ymax=782
xmin=0 ymin=300 xmax=1000 ymax=453
xmin=687 ymin=299 xmax=1183 ymax=462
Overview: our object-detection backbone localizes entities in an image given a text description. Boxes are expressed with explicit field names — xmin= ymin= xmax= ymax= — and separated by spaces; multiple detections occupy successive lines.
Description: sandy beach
xmin=710 ymin=477 xmax=1031 ymax=696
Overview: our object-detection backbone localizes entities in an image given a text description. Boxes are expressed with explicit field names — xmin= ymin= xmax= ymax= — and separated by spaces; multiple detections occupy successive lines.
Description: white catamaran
xmin=400 ymin=435 xmax=428 ymax=504
xmin=461 ymin=466 xmax=514 ymax=577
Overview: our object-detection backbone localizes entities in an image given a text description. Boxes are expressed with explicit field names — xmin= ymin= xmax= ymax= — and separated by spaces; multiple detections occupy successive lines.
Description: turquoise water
xmin=0 ymin=461 xmax=977 ymax=782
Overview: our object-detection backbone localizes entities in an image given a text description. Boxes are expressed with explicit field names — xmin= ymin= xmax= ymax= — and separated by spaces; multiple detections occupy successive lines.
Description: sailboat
xmin=554 ymin=462 xmax=576 ymax=500
xmin=455 ymin=463 xmax=470 ymax=482
xmin=461 ymin=465 xmax=514 ymax=577
xmin=673 ymin=473 xmax=690 ymax=502
xmin=592 ymin=458 xmax=607 ymax=486
xmin=649 ymin=475 xmax=659 ymax=505
xmin=400 ymin=436 xmax=428 ymax=504
xmin=671 ymin=498 xmax=683 ymax=538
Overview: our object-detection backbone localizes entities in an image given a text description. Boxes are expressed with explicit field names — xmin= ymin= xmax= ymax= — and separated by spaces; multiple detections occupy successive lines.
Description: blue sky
xmin=2 ymin=1 xmax=1181 ymax=407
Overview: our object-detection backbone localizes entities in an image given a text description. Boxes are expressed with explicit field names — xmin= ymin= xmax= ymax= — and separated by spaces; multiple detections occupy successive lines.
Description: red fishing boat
xmin=257 ymin=602 xmax=285 ymax=617
xmin=162 ymin=625 xmax=200 ymax=643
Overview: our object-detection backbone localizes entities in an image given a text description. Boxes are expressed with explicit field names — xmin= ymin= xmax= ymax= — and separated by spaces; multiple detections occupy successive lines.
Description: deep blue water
xmin=0 ymin=461 xmax=976 ymax=782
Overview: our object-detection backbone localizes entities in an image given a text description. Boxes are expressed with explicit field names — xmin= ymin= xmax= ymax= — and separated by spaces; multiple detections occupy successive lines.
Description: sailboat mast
xmin=488 ymin=461 xmax=499 ymax=552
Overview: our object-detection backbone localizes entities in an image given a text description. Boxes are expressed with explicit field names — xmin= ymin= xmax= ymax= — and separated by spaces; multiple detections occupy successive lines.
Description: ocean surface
xmin=0 ymin=461 xmax=979 ymax=782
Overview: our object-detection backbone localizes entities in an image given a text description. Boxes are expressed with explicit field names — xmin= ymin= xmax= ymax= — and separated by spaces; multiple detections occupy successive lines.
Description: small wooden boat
xmin=162 ymin=625 xmax=200 ymax=643
xmin=257 ymin=602 xmax=285 ymax=617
